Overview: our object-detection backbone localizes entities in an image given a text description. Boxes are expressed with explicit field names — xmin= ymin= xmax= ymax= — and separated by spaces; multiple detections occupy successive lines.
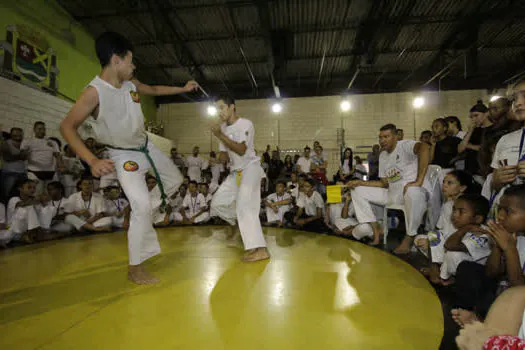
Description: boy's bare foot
xmin=393 ymin=235 xmax=414 ymax=255
xmin=428 ymin=264 xmax=441 ymax=284
xmin=368 ymin=222 xmax=383 ymax=246
xmin=128 ymin=265 xmax=160 ymax=285
xmin=242 ymin=247 xmax=270 ymax=262
xmin=451 ymin=308 xmax=479 ymax=328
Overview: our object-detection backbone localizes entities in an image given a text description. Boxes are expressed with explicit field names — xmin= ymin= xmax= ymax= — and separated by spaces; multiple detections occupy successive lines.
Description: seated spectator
xmin=174 ymin=181 xmax=209 ymax=225
xmin=416 ymin=171 xmax=472 ymax=282
xmin=452 ymin=184 xmax=525 ymax=328
xmin=367 ymin=144 xmax=381 ymax=180
xmin=292 ymin=179 xmax=327 ymax=233
xmin=326 ymin=190 xmax=373 ymax=240
xmin=348 ymin=123 xmax=430 ymax=252
xmin=104 ymin=186 xmax=130 ymax=230
xmin=1 ymin=127 xmax=28 ymax=202
xmin=264 ymin=180 xmax=292 ymax=227
xmin=199 ymin=183 xmax=213 ymax=209
xmin=431 ymin=118 xmax=461 ymax=169
xmin=60 ymin=145 xmax=85 ymax=197
xmin=41 ymin=182 xmax=74 ymax=235
xmin=283 ymin=155 xmax=294 ymax=179
xmin=0 ymin=202 xmax=11 ymax=247
xmin=439 ymin=194 xmax=490 ymax=285
xmin=64 ymin=177 xmax=112 ymax=232
xmin=7 ymin=179 xmax=51 ymax=243
xmin=311 ymin=144 xmax=328 ymax=196
xmin=287 ymin=171 xmax=301 ymax=200
xmin=296 ymin=146 xmax=312 ymax=174
xmin=203 ymin=172 xmax=218 ymax=195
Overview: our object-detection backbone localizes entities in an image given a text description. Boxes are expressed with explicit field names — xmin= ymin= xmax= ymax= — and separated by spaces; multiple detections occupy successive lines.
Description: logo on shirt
xmin=428 ymin=231 xmax=442 ymax=247
xmin=123 ymin=161 xmax=139 ymax=172
xmin=130 ymin=91 xmax=140 ymax=103
xmin=386 ymin=167 xmax=402 ymax=183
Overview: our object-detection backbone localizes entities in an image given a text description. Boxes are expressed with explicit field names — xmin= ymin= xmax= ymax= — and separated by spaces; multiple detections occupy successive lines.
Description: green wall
xmin=0 ymin=0 xmax=157 ymax=121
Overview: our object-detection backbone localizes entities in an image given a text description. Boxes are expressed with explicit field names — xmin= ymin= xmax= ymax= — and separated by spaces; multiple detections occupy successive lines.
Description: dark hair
xmin=284 ymin=155 xmax=293 ymax=165
xmin=470 ymin=100 xmax=488 ymax=113
xmin=170 ymin=147 xmax=177 ymax=152
xmin=188 ymin=180 xmax=198 ymax=186
xmin=380 ymin=124 xmax=397 ymax=133
xmin=397 ymin=129 xmax=404 ymax=133
xmin=210 ymin=151 xmax=216 ymax=158
xmin=10 ymin=127 xmax=23 ymax=134
xmin=184 ymin=176 xmax=190 ymax=181
xmin=490 ymin=97 xmax=511 ymax=107
xmin=79 ymin=176 xmax=94 ymax=185
xmin=199 ymin=182 xmax=209 ymax=188
xmin=502 ymin=184 xmax=525 ymax=210
xmin=445 ymin=116 xmax=462 ymax=131
xmin=95 ymin=32 xmax=133 ymax=67
xmin=2 ymin=131 xmax=10 ymax=140
xmin=420 ymin=130 xmax=432 ymax=136
xmin=457 ymin=194 xmax=490 ymax=221
xmin=447 ymin=170 xmax=476 ymax=194
xmin=34 ymin=121 xmax=45 ymax=129
xmin=275 ymin=180 xmax=287 ymax=187
xmin=298 ymin=173 xmax=308 ymax=180
xmin=341 ymin=147 xmax=353 ymax=167
xmin=304 ymin=146 xmax=311 ymax=151
xmin=263 ymin=152 xmax=271 ymax=163
xmin=304 ymin=178 xmax=315 ymax=187
xmin=47 ymin=181 xmax=65 ymax=195
xmin=49 ymin=137 xmax=62 ymax=149
xmin=216 ymin=94 xmax=235 ymax=106
xmin=432 ymin=118 xmax=448 ymax=129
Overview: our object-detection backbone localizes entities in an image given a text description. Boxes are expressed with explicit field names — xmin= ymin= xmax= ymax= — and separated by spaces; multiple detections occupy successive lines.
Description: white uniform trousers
xmin=171 ymin=211 xmax=210 ymax=224
xmin=39 ymin=206 xmax=74 ymax=233
xmin=266 ymin=206 xmax=290 ymax=223
xmin=10 ymin=205 xmax=53 ymax=234
xmin=0 ymin=230 xmax=14 ymax=245
xmin=211 ymin=162 xmax=267 ymax=250
xmin=108 ymin=142 xmax=183 ymax=265
xmin=65 ymin=214 xmax=113 ymax=230
xmin=351 ymin=185 xmax=427 ymax=236
xmin=440 ymin=251 xmax=476 ymax=280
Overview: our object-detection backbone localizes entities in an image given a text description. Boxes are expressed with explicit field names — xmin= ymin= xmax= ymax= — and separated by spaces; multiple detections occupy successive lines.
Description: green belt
xmin=108 ymin=137 xmax=168 ymax=210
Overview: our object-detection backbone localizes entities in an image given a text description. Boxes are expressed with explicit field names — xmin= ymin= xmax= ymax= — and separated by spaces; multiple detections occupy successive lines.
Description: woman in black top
xmin=283 ymin=155 xmax=294 ymax=179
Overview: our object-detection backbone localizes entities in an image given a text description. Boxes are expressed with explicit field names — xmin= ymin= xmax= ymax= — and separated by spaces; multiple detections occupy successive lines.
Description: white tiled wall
xmin=0 ymin=77 xmax=173 ymax=155
xmin=158 ymin=89 xmax=493 ymax=176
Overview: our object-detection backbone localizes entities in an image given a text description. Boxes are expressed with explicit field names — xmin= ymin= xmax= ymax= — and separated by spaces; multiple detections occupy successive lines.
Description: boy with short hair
xmin=104 ymin=186 xmax=130 ymax=229
xmin=264 ymin=180 xmax=292 ymax=227
xmin=293 ymin=179 xmax=327 ymax=232
xmin=175 ymin=181 xmax=209 ymax=225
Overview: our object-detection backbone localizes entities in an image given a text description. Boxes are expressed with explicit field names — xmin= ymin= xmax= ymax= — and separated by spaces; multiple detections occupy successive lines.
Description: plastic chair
xmin=382 ymin=165 xmax=442 ymax=245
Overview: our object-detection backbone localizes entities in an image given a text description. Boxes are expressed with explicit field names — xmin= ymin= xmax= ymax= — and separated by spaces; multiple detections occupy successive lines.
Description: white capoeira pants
xmin=10 ymin=205 xmax=53 ymax=234
xmin=39 ymin=206 xmax=75 ymax=233
xmin=65 ymin=214 xmax=113 ymax=230
xmin=210 ymin=162 xmax=267 ymax=250
xmin=331 ymin=215 xmax=373 ymax=240
xmin=171 ymin=211 xmax=210 ymax=224
xmin=351 ymin=186 xmax=427 ymax=237
xmin=440 ymin=251 xmax=477 ymax=280
xmin=265 ymin=206 xmax=290 ymax=223
xmin=108 ymin=142 xmax=182 ymax=266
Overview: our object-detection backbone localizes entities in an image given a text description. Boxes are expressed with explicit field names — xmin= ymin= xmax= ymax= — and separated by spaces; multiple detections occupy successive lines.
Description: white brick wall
xmin=158 ymin=89 xmax=494 ymax=176
xmin=0 ymin=77 xmax=173 ymax=155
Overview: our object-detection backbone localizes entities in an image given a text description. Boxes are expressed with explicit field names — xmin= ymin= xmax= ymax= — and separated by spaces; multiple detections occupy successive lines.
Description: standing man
xmin=186 ymin=146 xmax=206 ymax=183
xmin=60 ymin=31 xmax=197 ymax=284
xmin=210 ymin=94 xmax=270 ymax=262
xmin=347 ymin=124 xmax=430 ymax=253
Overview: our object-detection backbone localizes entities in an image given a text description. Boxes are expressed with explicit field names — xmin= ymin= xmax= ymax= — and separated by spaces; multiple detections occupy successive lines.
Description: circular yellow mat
xmin=0 ymin=227 xmax=443 ymax=349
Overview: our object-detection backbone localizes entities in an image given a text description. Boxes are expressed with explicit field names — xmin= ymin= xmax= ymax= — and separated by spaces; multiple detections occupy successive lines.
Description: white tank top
xmin=88 ymin=76 xmax=147 ymax=148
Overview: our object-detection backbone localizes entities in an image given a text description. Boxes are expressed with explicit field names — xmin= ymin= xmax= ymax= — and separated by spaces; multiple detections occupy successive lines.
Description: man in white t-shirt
xmin=60 ymin=31 xmax=198 ymax=285
xmin=186 ymin=146 xmax=207 ymax=183
xmin=348 ymin=124 xmax=430 ymax=253
xmin=210 ymin=94 xmax=269 ymax=262
xmin=22 ymin=122 xmax=63 ymax=195
xmin=296 ymin=146 xmax=312 ymax=174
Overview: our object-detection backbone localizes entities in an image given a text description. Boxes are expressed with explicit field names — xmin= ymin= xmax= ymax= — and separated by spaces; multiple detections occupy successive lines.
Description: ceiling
xmin=57 ymin=0 xmax=525 ymax=104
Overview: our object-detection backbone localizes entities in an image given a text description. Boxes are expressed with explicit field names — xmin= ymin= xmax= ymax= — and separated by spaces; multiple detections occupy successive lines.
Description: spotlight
xmin=340 ymin=100 xmax=351 ymax=111
xmin=207 ymin=105 xmax=217 ymax=116
xmin=413 ymin=97 xmax=425 ymax=109
xmin=490 ymin=95 xmax=502 ymax=102
xmin=272 ymin=103 xmax=282 ymax=114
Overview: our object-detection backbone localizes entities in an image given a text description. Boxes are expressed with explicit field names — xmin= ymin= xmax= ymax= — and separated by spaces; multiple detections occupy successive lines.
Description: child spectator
xmin=293 ymin=179 xmax=327 ymax=232
xmin=104 ymin=186 xmax=130 ymax=229
xmin=175 ymin=181 xmax=209 ymax=225
xmin=264 ymin=180 xmax=292 ymax=227
xmin=42 ymin=181 xmax=74 ymax=235
xmin=430 ymin=118 xmax=461 ymax=169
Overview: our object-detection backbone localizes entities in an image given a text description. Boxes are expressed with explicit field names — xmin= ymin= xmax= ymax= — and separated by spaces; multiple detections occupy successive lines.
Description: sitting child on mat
xmin=103 ymin=186 xmax=130 ymax=230
xmin=264 ymin=180 xmax=293 ymax=227
xmin=292 ymin=179 xmax=327 ymax=233
xmin=65 ymin=177 xmax=113 ymax=233
xmin=438 ymin=194 xmax=490 ymax=285
xmin=42 ymin=181 xmax=74 ymax=235
xmin=415 ymin=170 xmax=473 ymax=283
xmin=146 ymin=175 xmax=172 ymax=227
xmin=173 ymin=181 xmax=209 ymax=225
xmin=327 ymin=190 xmax=374 ymax=240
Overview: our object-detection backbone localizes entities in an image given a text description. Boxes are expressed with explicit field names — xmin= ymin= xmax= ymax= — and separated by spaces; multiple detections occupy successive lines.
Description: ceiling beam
xmin=254 ymin=0 xmax=279 ymax=96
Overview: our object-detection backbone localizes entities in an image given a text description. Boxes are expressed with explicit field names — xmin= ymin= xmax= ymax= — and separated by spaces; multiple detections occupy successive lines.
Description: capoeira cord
xmin=108 ymin=136 xmax=168 ymax=210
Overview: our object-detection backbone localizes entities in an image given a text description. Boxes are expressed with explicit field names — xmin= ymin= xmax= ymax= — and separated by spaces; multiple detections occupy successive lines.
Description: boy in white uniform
xmin=348 ymin=123 xmax=430 ymax=252
xmin=264 ymin=180 xmax=292 ymax=227
xmin=104 ymin=186 xmax=130 ymax=229
xmin=186 ymin=146 xmax=207 ymax=183
xmin=173 ymin=181 xmax=209 ymax=224
xmin=60 ymin=31 xmax=197 ymax=284
xmin=41 ymin=182 xmax=75 ymax=235
xmin=210 ymin=94 xmax=270 ymax=262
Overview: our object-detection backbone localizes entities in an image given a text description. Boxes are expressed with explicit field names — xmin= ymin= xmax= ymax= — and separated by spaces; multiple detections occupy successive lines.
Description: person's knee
xmin=404 ymin=186 xmax=427 ymax=202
